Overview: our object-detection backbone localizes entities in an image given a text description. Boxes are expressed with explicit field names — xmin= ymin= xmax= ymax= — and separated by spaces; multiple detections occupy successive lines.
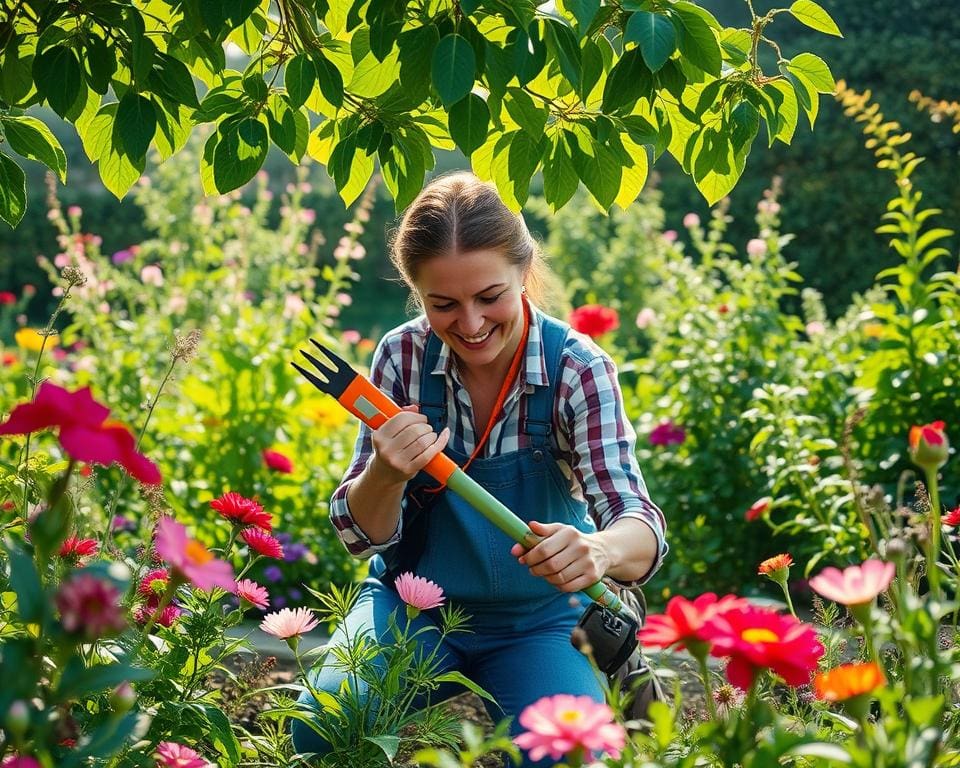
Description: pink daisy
xmin=514 ymin=694 xmax=626 ymax=762
xmin=154 ymin=741 xmax=210 ymax=768
xmin=394 ymin=572 xmax=445 ymax=611
xmin=240 ymin=527 xmax=284 ymax=559
xmin=259 ymin=607 xmax=319 ymax=639
xmin=235 ymin=579 xmax=270 ymax=610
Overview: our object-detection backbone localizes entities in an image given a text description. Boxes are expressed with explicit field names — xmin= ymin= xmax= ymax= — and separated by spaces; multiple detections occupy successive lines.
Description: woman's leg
xmin=291 ymin=578 xmax=466 ymax=756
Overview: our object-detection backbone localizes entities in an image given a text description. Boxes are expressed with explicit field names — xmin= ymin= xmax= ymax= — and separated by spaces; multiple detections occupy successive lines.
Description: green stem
xmin=697 ymin=653 xmax=718 ymax=721
xmin=924 ymin=466 xmax=942 ymax=600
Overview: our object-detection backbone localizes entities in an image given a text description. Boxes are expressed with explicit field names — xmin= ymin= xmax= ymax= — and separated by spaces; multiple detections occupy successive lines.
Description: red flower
xmin=568 ymin=305 xmax=620 ymax=338
xmin=745 ymin=497 xmax=771 ymax=522
xmin=261 ymin=448 xmax=293 ymax=474
xmin=210 ymin=491 xmax=272 ymax=531
xmin=649 ymin=421 xmax=686 ymax=447
xmin=1 ymin=353 xmax=17 ymax=366
xmin=638 ymin=593 xmax=747 ymax=653
xmin=0 ymin=291 xmax=16 ymax=305
xmin=241 ymin=527 xmax=284 ymax=559
xmin=0 ymin=382 xmax=161 ymax=484
xmin=700 ymin=604 xmax=824 ymax=689
xmin=58 ymin=535 xmax=99 ymax=561
xmin=908 ymin=420 xmax=949 ymax=471
xmin=137 ymin=568 xmax=170 ymax=598
xmin=944 ymin=507 xmax=960 ymax=527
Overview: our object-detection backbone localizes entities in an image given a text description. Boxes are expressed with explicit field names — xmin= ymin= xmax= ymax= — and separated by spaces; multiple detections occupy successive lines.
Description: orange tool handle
xmin=339 ymin=376 xmax=458 ymax=484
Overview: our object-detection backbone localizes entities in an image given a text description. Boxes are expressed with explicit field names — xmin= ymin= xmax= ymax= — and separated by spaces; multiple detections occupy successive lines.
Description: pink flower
xmin=683 ymin=212 xmax=700 ymax=228
xmin=0 ymin=382 xmax=161 ymax=484
xmin=235 ymin=578 xmax=270 ymax=610
xmin=140 ymin=265 xmax=164 ymax=286
xmin=662 ymin=229 xmax=678 ymax=243
xmin=240 ymin=527 xmax=284 ymax=559
xmin=138 ymin=568 xmax=170 ymax=598
xmin=649 ymin=420 xmax=686 ymax=447
xmin=154 ymin=517 xmax=236 ymax=593
xmin=56 ymin=574 xmax=126 ymax=640
xmin=133 ymin=602 xmax=182 ymax=628
xmin=0 ymin=291 xmax=16 ymax=305
xmin=809 ymin=559 xmax=895 ymax=607
xmin=259 ymin=607 xmax=319 ymax=639
xmin=2 ymin=757 xmax=42 ymax=768
xmin=395 ymin=572 xmax=445 ymax=612
xmin=342 ymin=329 xmax=362 ymax=344
xmin=58 ymin=535 xmax=99 ymax=561
xmin=155 ymin=741 xmax=210 ymax=768
xmin=210 ymin=491 xmax=272 ymax=531
xmin=262 ymin=448 xmax=293 ymax=473
xmin=635 ymin=308 xmax=656 ymax=329
xmin=569 ymin=305 xmax=619 ymax=339
xmin=67 ymin=205 xmax=82 ymax=218
xmin=514 ymin=694 xmax=626 ymax=762
xmin=747 ymin=238 xmax=767 ymax=256
xmin=805 ymin=321 xmax=825 ymax=336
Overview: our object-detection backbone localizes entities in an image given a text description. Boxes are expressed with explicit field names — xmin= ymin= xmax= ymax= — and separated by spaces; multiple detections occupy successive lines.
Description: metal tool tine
xmin=308 ymin=338 xmax=351 ymax=375
xmin=290 ymin=360 xmax=333 ymax=394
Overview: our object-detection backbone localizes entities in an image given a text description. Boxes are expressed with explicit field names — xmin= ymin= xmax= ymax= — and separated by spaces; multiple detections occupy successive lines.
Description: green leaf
xmin=560 ymin=0 xmax=600 ymax=36
xmin=242 ymin=73 xmax=268 ymax=102
xmin=311 ymin=51 xmax=344 ymax=109
xmin=285 ymin=53 xmax=316 ymax=109
xmin=197 ymin=704 xmax=242 ymax=764
xmin=448 ymin=93 xmax=490 ymax=156
xmin=601 ymin=48 xmax=652 ymax=114
xmin=578 ymin=38 xmax=604 ymax=102
xmin=78 ymin=102 xmax=117 ymax=162
xmin=3 ymin=115 xmax=67 ymax=182
xmin=767 ymin=80 xmax=798 ymax=144
xmin=364 ymin=734 xmax=401 ymax=761
xmin=98 ymin=131 xmax=145 ymax=199
xmin=397 ymin=25 xmax=438 ymax=101
xmin=380 ymin=130 xmax=426 ymax=211
xmin=730 ymin=101 xmax=759 ymax=152
xmin=83 ymin=33 xmax=115 ymax=94
xmin=33 ymin=45 xmax=82 ymax=117
xmin=789 ymin=1 xmax=843 ymax=37
xmin=266 ymin=94 xmax=297 ymax=154
xmin=153 ymin=99 xmax=192 ymax=161
xmin=505 ymin=130 xmax=541 ymax=207
xmin=213 ymin=117 xmax=268 ymax=192
xmin=614 ymin=135 xmax=648 ymax=209
xmin=786 ymin=52 xmax=835 ymax=93
xmin=114 ymin=92 xmax=157 ymax=159
xmin=567 ymin=129 xmax=620 ymax=209
xmin=1 ymin=35 xmax=36 ymax=105
xmin=542 ymin=133 xmax=579 ymax=212
xmin=56 ymin=661 xmax=154 ymax=700
xmin=432 ymin=33 xmax=475 ymax=107
xmin=1 ymin=540 xmax=42 ymax=618
xmin=545 ymin=19 xmax=581 ymax=91
xmin=671 ymin=7 xmax=721 ymax=77
xmin=149 ymin=52 xmax=200 ymax=108
xmin=504 ymin=88 xmax=548 ymax=137
xmin=625 ymin=11 xmax=676 ymax=72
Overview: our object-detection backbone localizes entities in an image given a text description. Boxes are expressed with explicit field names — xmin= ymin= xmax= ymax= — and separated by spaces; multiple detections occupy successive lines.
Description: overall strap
xmin=521 ymin=313 xmax=569 ymax=450
xmin=419 ymin=331 xmax=446 ymax=433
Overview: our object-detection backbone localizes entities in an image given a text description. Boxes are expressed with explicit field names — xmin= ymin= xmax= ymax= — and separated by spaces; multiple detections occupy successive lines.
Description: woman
xmin=293 ymin=173 xmax=667 ymax=766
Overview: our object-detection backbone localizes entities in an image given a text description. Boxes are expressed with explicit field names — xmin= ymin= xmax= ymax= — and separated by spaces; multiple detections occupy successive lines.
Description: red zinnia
xmin=568 ymin=304 xmax=620 ymax=338
xmin=638 ymin=593 xmax=747 ymax=653
xmin=210 ymin=491 xmax=272 ymax=531
xmin=261 ymin=448 xmax=293 ymax=474
xmin=241 ymin=527 xmax=284 ymax=559
xmin=58 ymin=535 xmax=99 ymax=561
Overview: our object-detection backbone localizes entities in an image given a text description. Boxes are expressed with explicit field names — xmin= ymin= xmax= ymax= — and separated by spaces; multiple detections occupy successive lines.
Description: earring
xmin=521 ymin=285 xmax=526 ymax=294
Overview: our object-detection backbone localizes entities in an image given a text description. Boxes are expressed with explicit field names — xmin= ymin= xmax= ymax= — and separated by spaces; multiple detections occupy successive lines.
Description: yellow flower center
xmin=185 ymin=539 xmax=214 ymax=565
xmin=742 ymin=628 xmax=779 ymax=644
xmin=559 ymin=709 xmax=583 ymax=724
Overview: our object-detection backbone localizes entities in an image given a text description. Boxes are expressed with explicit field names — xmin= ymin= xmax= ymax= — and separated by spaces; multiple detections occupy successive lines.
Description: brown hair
xmin=389 ymin=172 xmax=563 ymax=313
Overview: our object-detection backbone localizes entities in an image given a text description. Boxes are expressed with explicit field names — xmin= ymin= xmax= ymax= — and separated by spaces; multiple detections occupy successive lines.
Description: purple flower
xmin=264 ymin=565 xmax=283 ymax=583
xmin=111 ymin=515 xmax=136 ymax=532
xmin=112 ymin=249 xmax=133 ymax=265
xmin=273 ymin=595 xmax=287 ymax=608
xmin=289 ymin=588 xmax=302 ymax=601
xmin=649 ymin=421 xmax=686 ymax=447
xmin=283 ymin=542 xmax=308 ymax=562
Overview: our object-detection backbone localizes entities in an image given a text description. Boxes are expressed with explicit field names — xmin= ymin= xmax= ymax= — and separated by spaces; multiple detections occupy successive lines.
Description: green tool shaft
xmin=445 ymin=468 xmax=625 ymax=613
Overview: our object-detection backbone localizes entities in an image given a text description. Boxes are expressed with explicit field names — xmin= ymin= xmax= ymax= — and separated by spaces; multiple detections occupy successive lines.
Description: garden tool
xmin=291 ymin=340 xmax=640 ymax=663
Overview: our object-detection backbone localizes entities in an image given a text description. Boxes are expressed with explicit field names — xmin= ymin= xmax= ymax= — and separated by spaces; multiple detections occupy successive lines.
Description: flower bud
xmin=908 ymin=421 xmax=949 ymax=471
xmin=110 ymin=682 xmax=136 ymax=714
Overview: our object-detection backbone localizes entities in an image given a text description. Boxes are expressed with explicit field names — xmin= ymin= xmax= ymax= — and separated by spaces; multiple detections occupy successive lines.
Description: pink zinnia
xmin=235 ymin=578 xmax=270 ymax=609
xmin=134 ymin=601 xmax=182 ymax=628
xmin=648 ymin=421 xmax=686 ymax=447
xmin=394 ymin=572 xmax=445 ymax=611
xmin=514 ymin=694 xmax=626 ymax=762
xmin=155 ymin=741 xmax=210 ymax=768
xmin=154 ymin=517 xmax=236 ymax=593
xmin=809 ymin=559 xmax=895 ymax=607
xmin=240 ymin=527 xmax=284 ymax=559
xmin=55 ymin=574 xmax=127 ymax=640
xmin=639 ymin=593 xmax=747 ymax=653
xmin=0 ymin=382 xmax=161 ymax=484
xmin=262 ymin=448 xmax=293 ymax=473
xmin=210 ymin=491 xmax=272 ymax=531
xmin=58 ymin=535 xmax=99 ymax=561
xmin=259 ymin=607 xmax=319 ymax=639
xmin=138 ymin=568 xmax=170 ymax=598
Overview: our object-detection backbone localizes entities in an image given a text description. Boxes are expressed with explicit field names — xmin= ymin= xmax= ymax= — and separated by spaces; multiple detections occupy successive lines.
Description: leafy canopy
xmin=0 ymin=0 xmax=840 ymax=227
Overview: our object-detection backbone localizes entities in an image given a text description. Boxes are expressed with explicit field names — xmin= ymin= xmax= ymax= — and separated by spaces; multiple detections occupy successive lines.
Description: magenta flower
xmin=210 ymin=491 xmax=272 ymax=531
xmin=0 ymin=382 xmax=161 ymax=484
xmin=138 ymin=568 xmax=170 ymax=598
xmin=514 ymin=694 xmax=626 ymax=762
xmin=155 ymin=741 xmax=210 ymax=768
xmin=240 ymin=527 xmax=284 ymax=559
xmin=235 ymin=579 xmax=270 ymax=610
xmin=133 ymin=602 xmax=182 ymax=628
xmin=55 ymin=574 xmax=126 ymax=640
xmin=259 ymin=607 xmax=319 ymax=639
xmin=394 ymin=572 xmax=445 ymax=616
xmin=809 ymin=559 xmax=895 ymax=607
xmin=648 ymin=420 xmax=686 ymax=447
xmin=154 ymin=517 xmax=235 ymax=593
xmin=2 ymin=757 xmax=42 ymax=768
xmin=262 ymin=448 xmax=293 ymax=473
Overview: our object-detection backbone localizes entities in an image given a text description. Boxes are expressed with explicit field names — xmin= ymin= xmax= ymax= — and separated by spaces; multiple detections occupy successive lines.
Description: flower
xmin=235 ymin=579 xmax=270 ymax=610
xmin=154 ymin=517 xmax=236 ymax=593
xmin=58 ymin=535 xmax=99 ymax=561
xmin=809 ymin=559 xmax=895 ymax=607
xmin=56 ymin=574 xmax=127 ymax=640
xmin=746 ymin=238 xmax=767 ymax=256
xmin=805 ymin=321 xmax=826 ymax=336
xmin=241 ymin=527 xmax=284 ymax=559
xmin=908 ymin=420 xmax=949 ymax=471
xmin=210 ymin=491 xmax=272 ymax=531
xmin=662 ymin=229 xmax=678 ymax=243
xmin=944 ymin=506 xmax=960 ymax=527
xmin=683 ymin=212 xmax=700 ymax=228
xmin=569 ymin=304 xmax=619 ymax=338
xmin=745 ymin=497 xmax=771 ymax=522
xmin=513 ymin=694 xmax=626 ymax=762
xmin=700 ymin=604 xmax=824 ymax=689
xmin=0 ymin=291 xmax=16 ymax=305
xmin=140 ymin=265 xmax=164 ymax=286
xmin=262 ymin=448 xmax=293 ymax=473
xmin=138 ymin=568 xmax=170 ymax=598
xmin=863 ymin=322 xmax=884 ymax=338
xmin=813 ymin=662 xmax=885 ymax=703
xmin=635 ymin=307 xmax=657 ymax=329
xmin=259 ymin=607 xmax=319 ymax=639
xmin=713 ymin=682 xmax=746 ymax=719
xmin=758 ymin=553 xmax=793 ymax=577
xmin=394 ymin=572 xmax=445 ymax=615
xmin=133 ymin=602 xmax=182 ymax=628
xmin=649 ymin=420 xmax=686 ymax=447
xmin=0 ymin=382 xmax=161 ymax=484
xmin=263 ymin=564 xmax=283 ymax=582
xmin=14 ymin=328 xmax=58 ymax=352
xmin=639 ymin=593 xmax=747 ymax=654
xmin=155 ymin=741 xmax=210 ymax=768
xmin=1 ymin=757 xmax=42 ymax=768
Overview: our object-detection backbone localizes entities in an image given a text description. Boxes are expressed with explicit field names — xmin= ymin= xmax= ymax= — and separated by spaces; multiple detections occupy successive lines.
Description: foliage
xmin=0 ymin=0 xmax=841 ymax=226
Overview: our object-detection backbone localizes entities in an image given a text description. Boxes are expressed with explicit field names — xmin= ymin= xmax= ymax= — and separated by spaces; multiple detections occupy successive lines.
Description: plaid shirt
xmin=329 ymin=305 xmax=668 ymax=585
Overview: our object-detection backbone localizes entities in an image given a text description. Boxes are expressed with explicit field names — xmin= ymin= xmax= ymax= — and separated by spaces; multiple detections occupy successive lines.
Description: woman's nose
xmin=459 ymin=307 xmax=484 ymax=335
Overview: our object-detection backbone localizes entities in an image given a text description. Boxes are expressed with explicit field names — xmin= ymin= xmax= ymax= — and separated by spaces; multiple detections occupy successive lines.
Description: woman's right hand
xmin=368 ymin=405 xmax=450 ymax=485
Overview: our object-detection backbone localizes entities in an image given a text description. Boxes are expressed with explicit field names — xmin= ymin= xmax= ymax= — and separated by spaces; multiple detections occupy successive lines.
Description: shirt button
xmin=532 ymin=450 xmax=543 ymax=462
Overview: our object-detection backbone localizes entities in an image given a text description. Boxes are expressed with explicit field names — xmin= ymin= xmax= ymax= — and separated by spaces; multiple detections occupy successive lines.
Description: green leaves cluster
xmin=0 ymin=0 xmax=841 ymax=226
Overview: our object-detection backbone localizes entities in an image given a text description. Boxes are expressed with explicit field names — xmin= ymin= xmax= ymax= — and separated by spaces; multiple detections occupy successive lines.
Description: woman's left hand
xmin=510 ymin=520 xmax=610 ymax=592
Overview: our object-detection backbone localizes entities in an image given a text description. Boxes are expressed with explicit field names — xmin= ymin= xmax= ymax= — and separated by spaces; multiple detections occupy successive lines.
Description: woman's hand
xmin=368 ymin=404 xmax=450 ymax=486
xmin=510 ymin=520 xmax=610 ymax=593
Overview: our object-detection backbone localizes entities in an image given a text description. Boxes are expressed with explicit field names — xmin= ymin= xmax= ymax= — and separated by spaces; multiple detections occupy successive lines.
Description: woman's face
xmin=414 ymin=249 xmax=526 ymax=375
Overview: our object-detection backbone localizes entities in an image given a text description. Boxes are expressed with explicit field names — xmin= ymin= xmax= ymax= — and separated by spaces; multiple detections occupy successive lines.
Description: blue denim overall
xmin=292 ymin=315 xmax=606 ymax=767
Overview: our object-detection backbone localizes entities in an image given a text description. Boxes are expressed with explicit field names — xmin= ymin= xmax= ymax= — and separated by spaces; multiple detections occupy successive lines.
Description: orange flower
xmin=813 ymin=662 xmax=885 ymax=702
xmin=758 ymin=553 xmax=793 ymax=576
